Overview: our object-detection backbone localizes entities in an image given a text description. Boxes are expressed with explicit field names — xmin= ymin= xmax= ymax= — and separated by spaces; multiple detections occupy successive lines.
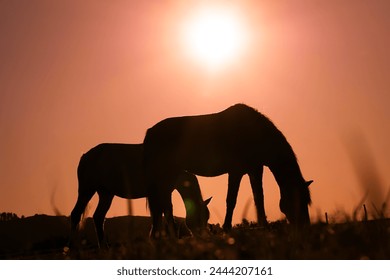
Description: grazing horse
xmin=143 ymin=103 xmax=312 ymax=236
xmin=70 ymin=143 xmax=211 ymax=248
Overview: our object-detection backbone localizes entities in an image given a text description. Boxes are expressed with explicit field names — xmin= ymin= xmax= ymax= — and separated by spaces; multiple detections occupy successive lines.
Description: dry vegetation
xmin=1 ymin=214 xmax=390 ymax=260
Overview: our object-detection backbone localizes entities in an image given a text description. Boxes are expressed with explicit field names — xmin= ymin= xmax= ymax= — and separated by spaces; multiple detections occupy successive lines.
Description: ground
xmin=1 ymin=215 xmax=389 ymax=259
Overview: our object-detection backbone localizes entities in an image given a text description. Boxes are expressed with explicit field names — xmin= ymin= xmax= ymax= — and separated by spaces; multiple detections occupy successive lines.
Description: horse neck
xmin=175 ymin=184 xmax=204 ymax=216
xmin=268 ymin=150 xmax=305 ymax=189
xmin=176 ymin=184 xmax=202 ymax=202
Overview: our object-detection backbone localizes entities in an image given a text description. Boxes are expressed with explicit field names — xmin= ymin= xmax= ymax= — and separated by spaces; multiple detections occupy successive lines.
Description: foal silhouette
xmin=70 ymin=143 xmax=211 ymax=248
xmin=143 ymin=104 xmax=312 ymax=237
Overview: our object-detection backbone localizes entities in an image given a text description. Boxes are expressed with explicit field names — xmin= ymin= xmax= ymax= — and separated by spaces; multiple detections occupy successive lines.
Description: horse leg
xmin=93 ymin=192 xmax=114 ymax=249
xmin=69 ymin=188 xmax=95 ymax=248
xmin=249 ymin=167 xmax=267 ymax=227
xmin=223 ymin=173 xmax=243 ymax=231
xmin=162 ymin=193 xmax=177 ymax=238
xmin=148 ymin=186 xmax=164 ymax=239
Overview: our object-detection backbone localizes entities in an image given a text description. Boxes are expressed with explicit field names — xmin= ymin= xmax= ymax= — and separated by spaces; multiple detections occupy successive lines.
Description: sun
xmin=183 ymin=7 xmax=247 ymax=71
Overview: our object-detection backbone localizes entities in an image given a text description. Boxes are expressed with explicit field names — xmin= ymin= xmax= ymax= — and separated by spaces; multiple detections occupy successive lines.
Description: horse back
xmin=143 ymin=104 xmax=283 ymax=175
xmin=77 ymin=143 xmax=145 ymax=198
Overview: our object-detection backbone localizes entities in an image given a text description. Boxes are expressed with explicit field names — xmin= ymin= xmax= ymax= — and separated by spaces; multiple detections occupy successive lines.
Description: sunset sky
xmin=1 ymin=0 xmax=389 ymax=225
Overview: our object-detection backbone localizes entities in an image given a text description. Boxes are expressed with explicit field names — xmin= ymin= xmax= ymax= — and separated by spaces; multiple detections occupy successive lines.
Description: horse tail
xmin=71 ymin=152 xmax=93 ymax=230
xmin=77 ymin=153 xmax=88 ymax=185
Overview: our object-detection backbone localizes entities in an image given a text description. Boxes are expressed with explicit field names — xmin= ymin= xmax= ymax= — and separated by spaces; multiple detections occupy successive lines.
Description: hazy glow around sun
xmin=183 ymin=7 xmax=247 ymax=70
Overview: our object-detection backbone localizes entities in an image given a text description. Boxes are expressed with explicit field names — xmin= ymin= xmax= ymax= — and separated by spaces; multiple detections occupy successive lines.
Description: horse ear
xmin=306 ymin=180 xmax=313 ymax=187
xmin=204 ymin=197 xmax=212 ymax=205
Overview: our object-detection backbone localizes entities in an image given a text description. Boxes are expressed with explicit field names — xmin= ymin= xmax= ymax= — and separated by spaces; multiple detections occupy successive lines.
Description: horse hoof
xmin=222 ymin=223 xmax=232 ymax=232
xmin=258 ymin=220 xmax=269 ymax=229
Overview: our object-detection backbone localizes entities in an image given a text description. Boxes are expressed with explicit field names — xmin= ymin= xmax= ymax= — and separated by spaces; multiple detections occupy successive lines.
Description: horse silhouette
xmin=70 ymin=143 xmax=211 ymax=248
xmin=143 ymin=104 xmax=312 ymax=236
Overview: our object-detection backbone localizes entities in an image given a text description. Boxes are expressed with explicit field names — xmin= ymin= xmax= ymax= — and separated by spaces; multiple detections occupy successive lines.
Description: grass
xmin=1 ymin=214 xmax=390 ymax=260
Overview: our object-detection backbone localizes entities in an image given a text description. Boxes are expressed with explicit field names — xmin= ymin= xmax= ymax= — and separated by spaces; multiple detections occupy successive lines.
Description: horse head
xmin=185 ymin=197 xmax=212 ymax=233
xmin=279 ymin=180 xmax=312 ymax=226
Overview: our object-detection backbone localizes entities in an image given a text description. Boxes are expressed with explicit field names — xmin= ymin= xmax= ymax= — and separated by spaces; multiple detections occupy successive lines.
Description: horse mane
xmin=224 ymin=103 xmax=299 ymax=161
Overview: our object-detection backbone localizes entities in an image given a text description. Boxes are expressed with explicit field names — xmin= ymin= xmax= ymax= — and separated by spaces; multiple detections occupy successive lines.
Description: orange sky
xmin=1 ymin=0 xmax=389 ymax=225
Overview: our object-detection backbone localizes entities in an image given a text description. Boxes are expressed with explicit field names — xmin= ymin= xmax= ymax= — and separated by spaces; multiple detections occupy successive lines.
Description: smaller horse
xmin=70 ymin=143 xmax=211 ymax=248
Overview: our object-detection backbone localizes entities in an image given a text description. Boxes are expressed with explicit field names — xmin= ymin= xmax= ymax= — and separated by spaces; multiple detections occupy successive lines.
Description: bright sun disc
xmin=184 ymin=8 xmax=246 ymax=70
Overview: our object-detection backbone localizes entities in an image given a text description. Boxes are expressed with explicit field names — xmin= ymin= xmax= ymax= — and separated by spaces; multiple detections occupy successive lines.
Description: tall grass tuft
xmin=343 ymin=130 xmax=388 ymax=220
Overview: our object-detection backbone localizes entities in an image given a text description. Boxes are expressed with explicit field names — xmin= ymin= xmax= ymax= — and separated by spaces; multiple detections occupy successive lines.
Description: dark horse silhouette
xmin=70 ymin=143 xmax=211 ymax=248
xmin=143 ymin=104 xmax=312 ymax=236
